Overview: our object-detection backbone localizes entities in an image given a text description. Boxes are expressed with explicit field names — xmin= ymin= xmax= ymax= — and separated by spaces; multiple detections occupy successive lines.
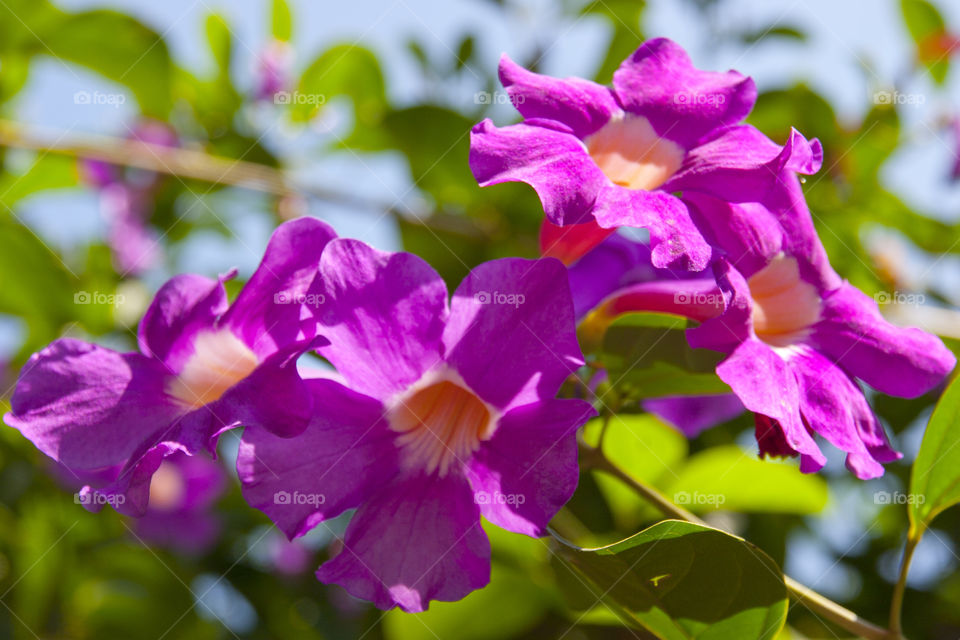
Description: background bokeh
xmin=1 ymin=0 xmax=960 ymax=638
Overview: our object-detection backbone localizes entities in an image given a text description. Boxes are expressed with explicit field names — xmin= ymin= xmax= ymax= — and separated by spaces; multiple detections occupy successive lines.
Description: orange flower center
xmin=148 ymin=461 xmax=186 ymax=510
xmin=748 ymin=255 xmax=822 ymax=347
xmin=387 ymin=369 xmax=498 ymax=477
xmin=167 ymin=329 xmax=259 ymax=409
xmin=585 ymin=115 xmax=685 ymax=191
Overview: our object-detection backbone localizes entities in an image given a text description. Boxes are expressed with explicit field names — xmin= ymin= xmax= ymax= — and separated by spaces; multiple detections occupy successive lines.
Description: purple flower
xmin=237 ymin=239 xmax=596 ymax=611
xmin=82 ymin=120 xmax=180 ymax=275
xmin=255 ymin=40 xmax=292 ymax=101
xmin=132 ymin=451 xmax=226 ymax=554
xmin=4 ymin=217 xmax=336 ymax=514
xmin=469 ymin=38 xmax=822 ymax=271
xmin=591 ymin=187 xmax=956 ymax=478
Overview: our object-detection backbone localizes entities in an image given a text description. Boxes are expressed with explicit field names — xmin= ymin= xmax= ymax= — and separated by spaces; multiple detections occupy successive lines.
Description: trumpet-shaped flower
xmin=470 ymin=38 xmax=822 ymax=270
xmin=584 ymin=184 xmax=956 ymax=477
xmin=5 ymin=217 xmax=335 ymax=514
xmin=237 ymin=239 xmax=595 ymax=611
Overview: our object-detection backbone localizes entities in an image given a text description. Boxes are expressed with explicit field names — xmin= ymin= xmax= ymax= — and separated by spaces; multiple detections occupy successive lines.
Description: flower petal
xmin=591 ymin=184 xmax=711 ymax=271
xmin=79 ymin=441 xmax=184 ymax=517
xmin=668 ymin=125 xmax=822 ymax=200
xmin=642 ymin=394 xmax=744 ymax=438
xmin=498 ymin=54 xmax=620 ymax=138
xmin=686 ymin=258 xmax=753 ymax=353
xmin=138 ymin=273 xmax=229 ymax=371
xmin=205 ymin=335 xmax=327 ymax=442
xmin=566 ymin=233 xmax=657 ymax=319
xmin=443 ymin=258 xmax=583 ymax=410
xmin=810 ymin=283 xmax=956 ymax=397
xmin=612 ymin=38 xmax=756 ymax=148
xmin=316 ymin=472 xmax=490 ymax=612
xmin=237 ymin=378 xmax=399 ymax=539
xmin=315 ymin=239 xmax=448 ymax=400
xmin=469 ymin=119 xmax=607 ymax=226
xmin=789 ymin=346 xmax=899 ymax=479
xmin=466 ymin=398 xmax=594 ymax=537
xmin=715 ymin=339 xmax=825 ymax=468
xmin=222 ymin=217 xmax=337 ymax=358
xmin=5 ymin=339 xmax=181 ymax=471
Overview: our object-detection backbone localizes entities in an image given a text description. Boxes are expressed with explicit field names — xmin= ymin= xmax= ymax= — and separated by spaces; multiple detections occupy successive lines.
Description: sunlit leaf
xmin=664 ymin=446 xmax=829 ymax=515
xmin=554 ymin=520 xmax=788 ymax=639
xmin=909 ymin=375 xmax=960 ymax=536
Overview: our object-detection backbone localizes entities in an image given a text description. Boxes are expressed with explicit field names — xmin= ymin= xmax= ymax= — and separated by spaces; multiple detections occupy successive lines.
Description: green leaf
xmin=554 ymin=520 xmax=788 ymax=639
xmin=737 ymin=25 xmax=806 ymax=44
xmin=0 ymin=154 xmax=77 ymax=208
xmin=598 ymin=313 xmax=730 ymax=398
xmin=205 ymin=13 xmax=232 ymax=77
xmin=584 ymin=414 xmax=689 ymax=529
xmin=294 ymin=44 xmax=387 ymax=136
xmin=382 ymin=565 xmax=552 ymax=640
xmin=581 ymin=0 xmax=647 ymax=82
xmin=454 ymin=35 xmax=475 ymax=71
xmin=909 ymin=375 xmax=960 ymax=536
xmin=900 ymin=0 xmax=945 ymax=44
xmin=271 ymin=0 xmax=293 ymax=41
xmin=899 ymin=0 xmax=950 ymax=83
xmin=384 ymin=106 xmax=477 ymax=207
xmin=44 ymin=9 xmax=173 ymax=116
xmin=665 ymin=446 xmax=828 ymax=515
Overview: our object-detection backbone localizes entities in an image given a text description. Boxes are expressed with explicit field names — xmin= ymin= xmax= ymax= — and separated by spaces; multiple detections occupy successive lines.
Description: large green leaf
xmin=554 ymin=520 xmax=788 ymax=639
xmin=664 ymin=446 xmax=828 ymax=515
xmin=909 ymin=375 xmax=960 ymax=536
xmin=44 ymin=10 xmax=174 ymax=116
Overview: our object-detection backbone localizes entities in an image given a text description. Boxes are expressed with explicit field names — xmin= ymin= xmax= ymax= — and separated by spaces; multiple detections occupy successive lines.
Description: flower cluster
xmin=472 ymin=38 xmax=955 ymax=478
xmin=3 ymin=37 xmax=957 ymax=614
xmin=5 ymin=219 xmax=594 ymax=611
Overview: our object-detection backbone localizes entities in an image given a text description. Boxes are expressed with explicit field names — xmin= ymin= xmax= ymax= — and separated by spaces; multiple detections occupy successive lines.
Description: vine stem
xmin=0 ymin=119 xmax=486 ymax=237
xmin=888 ymin=533 xmax=920 ymax=637
xmin=579 ymin=444 xmax=897 ymax=640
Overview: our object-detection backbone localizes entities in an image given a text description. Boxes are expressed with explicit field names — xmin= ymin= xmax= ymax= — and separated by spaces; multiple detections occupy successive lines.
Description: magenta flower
xmin=237 ymin=239 xmax=596 ymax=611
xmin=132 ymin=451 xmax=226 ymax=554
xmin=469 ymin=38 xmax=822 ymax=271
xmin=83 ymin=120 xmax=180 ymax=275
xmin=591 ymin=184 xmax=956 ymax=478
xmin=254 ymin=39 xmax=292 ymax=101
xmin=4 ymin=218 xmax=335 ymax=514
